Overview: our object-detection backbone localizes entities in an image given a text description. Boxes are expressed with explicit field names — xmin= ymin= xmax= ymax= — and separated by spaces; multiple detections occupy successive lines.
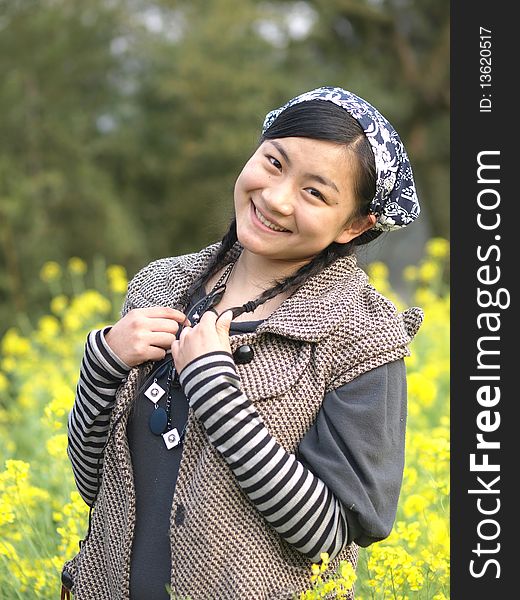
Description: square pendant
xmin=162 ymin=428 xmax=180 ymax=449
xmin=144 ymin=381 xmax=165 ymax=404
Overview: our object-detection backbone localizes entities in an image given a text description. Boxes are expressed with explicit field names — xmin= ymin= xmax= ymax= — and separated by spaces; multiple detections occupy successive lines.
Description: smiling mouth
xmin=252 ymin=203 xmax=290 ymax=233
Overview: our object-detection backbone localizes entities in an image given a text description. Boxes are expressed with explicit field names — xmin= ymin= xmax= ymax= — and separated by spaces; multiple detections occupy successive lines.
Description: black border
xmin=451 ymin=3 xmax=514 ymax=596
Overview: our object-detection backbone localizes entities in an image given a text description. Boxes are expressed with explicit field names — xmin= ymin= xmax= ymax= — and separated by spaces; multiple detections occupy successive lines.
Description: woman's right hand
xmin=104 ymin=307 xmax=189 ymax=367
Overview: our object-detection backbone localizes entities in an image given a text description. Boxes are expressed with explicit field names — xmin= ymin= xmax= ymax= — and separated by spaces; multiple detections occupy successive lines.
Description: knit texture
xmin=62 ymin=242 xmax=423 ymax=599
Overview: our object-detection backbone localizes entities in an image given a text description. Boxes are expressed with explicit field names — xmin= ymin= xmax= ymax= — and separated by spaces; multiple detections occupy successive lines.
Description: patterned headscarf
xmin=262 ymin=86 xmax=420 ymax=231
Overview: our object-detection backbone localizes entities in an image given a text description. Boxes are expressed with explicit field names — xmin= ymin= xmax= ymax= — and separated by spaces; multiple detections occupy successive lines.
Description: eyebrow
xmin=269 ymin=140 xmax=291 ymax=165
xmin=304 ymin=173 xmax=339 ymax=193
xmin=268 ymin=140 xmax=340 ymax=193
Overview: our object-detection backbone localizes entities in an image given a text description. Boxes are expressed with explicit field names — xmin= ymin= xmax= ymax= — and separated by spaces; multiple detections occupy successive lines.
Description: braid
xmin=231 ymin=241 xmax=349 ymax=318
xmin=183 ymin=217 xmax=375 ymax=319
xmin=354 ymin=227 xmax=382 ymax=246
xmin=181 ymin=218 xmax=238 ymax=306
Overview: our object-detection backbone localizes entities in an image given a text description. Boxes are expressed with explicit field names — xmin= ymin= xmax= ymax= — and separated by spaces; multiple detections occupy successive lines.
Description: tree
xmin=0 ymin=0 xmax=449 ymax=335
xmin=0 ymin=0 xmax=144 ymax=331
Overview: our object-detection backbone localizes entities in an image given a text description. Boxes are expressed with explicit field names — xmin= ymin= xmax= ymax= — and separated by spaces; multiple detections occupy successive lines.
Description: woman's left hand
xmin=171 ymin=309 xmax=234 ymax=373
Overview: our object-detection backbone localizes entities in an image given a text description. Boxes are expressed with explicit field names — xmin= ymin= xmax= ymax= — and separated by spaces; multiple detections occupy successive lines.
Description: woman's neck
xmin=231 ymin=250 xmax=306 ymax=294
xmin=205 ymin=249 xmax=307 ymax=322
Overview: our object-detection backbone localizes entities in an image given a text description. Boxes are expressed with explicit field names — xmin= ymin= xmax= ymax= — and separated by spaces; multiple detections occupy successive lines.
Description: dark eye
xmin=306 ymin=187 xmax=326 ymax=202
xmin=267 ymin=155 xmax=282 ymax=170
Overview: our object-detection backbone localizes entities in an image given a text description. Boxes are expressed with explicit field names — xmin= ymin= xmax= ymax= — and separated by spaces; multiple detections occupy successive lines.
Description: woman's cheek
xmin=236 ymin=167 xmax=263 ymax=192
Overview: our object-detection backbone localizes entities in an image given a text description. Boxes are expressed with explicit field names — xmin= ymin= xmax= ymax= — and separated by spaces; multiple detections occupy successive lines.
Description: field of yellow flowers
xmin=0 ymin=240 xmax=449 ymax=600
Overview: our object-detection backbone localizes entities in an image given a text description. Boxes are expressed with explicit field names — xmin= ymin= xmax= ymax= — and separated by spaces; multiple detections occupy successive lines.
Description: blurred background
xmin=0 ymin=0 xmax=449 ymax=337
xmin=0 ymin=2 xmax=450 ymax=597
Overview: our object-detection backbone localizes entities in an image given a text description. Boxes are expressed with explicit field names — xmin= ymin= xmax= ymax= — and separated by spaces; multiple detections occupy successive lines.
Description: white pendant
xmin=144 ymin=381 xmax=166 ymax=404
xmin=162 ymin=428 xmax=180 ymax=449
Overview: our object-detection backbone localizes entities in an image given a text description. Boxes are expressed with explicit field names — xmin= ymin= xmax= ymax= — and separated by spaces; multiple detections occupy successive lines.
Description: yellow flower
xmin=42 ymin=383 xmax=75 ymax=430
xmin=50 ymin=294 xmax=69 ymax=316
xmin=0 ymin=372 xmax=8 ymax=392
xmin=419 ymin=260 xmax=440 ymax=283
xmin=403 ymin=495 xmax=428 ymax=518
xmin=339 ymin=560 xmax=356 ymax=584
xmin=406 ymin=565 xmax=425 ymax=590
xmin=63 ymin=312 xmax=82 ymax=332
xmin=427 ymin=513 xmax=450 ymax=550
xmin=0 ymin=500 xmax=15 ymax=527
xmin=407 ymin=372 xmax=437 ymax=407
xmin=108 ymin=275 xmax=127 ymax=294
xmin=414 ymin=287 xmax=438 ymax=306
xmin=40 ymin=261 xmax=62 ymax=282
xmin=0 ymin=329 xmax=31 ymax=357
xmin=1 ymin=356 xmax=16 ymax=373
xmin=425 ymin=237 xmax=450 ymax=259
xmin=394 ymin=521 xmax=422 ymax=548
xmin=402 ymin=265 xmax=418 ymax=282
xmin=368 ymin=261 xmax=389 ymax=280
xmin=55 ymin=491 xmax=90 ymax=556
xmin=18 ymin=380 xmax=38 ymax=410
xmin=0 ymin=540 xmax=18 ymax=558
xmin=46 ymin=434 xmax=68 ymax=458
xmin=106 ymin=264 xmax=127 ymax=282
xmin=68 ymin=257 xmax=87 ymax=275
xmin=0 ymin=460 xmax=49 ymax=520
xmin=68 ymin=290 xmax=111 ymax=322
xmin=323 ymin=580 xmax=335 ymax=593
xmin=37 ymin=315 xmax=60 ymax=337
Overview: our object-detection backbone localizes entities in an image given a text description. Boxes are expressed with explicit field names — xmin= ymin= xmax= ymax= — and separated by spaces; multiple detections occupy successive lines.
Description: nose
xmin=262 ymin=179 xmax=294 ymax=216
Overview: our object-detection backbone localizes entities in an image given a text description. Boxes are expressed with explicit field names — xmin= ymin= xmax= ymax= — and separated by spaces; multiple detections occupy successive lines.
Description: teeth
xmin=255 ymin=207 xmax=288 ymax=232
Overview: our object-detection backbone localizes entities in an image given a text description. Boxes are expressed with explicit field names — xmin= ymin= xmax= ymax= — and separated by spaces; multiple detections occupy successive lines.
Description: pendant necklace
xmin=142 ymin=260 xmax=237 ymax=449
xmin=144 ymin=353 xmax=191 ymax=449
xmin=184 ymin=260 xmax=237 ymax=327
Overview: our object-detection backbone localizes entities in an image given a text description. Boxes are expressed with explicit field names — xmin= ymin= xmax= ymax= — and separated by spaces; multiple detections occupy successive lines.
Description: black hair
xmin=184 ymin=99 xmax=381 ymax=316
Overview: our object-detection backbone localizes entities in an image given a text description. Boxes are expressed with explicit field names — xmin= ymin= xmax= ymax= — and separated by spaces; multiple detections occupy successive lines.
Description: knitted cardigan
xmin=62 ymin=242 xmax=423 ymax=600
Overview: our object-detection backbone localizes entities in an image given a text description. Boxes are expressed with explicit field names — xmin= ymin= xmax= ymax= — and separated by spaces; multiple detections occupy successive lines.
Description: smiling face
xmin=234 ymin=137 xmax=375 ymax=267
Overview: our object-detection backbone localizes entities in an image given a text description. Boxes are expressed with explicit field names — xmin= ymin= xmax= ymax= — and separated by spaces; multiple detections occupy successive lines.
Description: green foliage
xmin=0 ymin=0 xmax=449 ymax=341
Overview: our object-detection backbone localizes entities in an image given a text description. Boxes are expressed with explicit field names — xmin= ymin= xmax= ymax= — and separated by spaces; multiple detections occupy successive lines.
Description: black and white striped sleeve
xmin=178 ymin=351 xmax=348 ymax=562
xmin=67 ymin=327 xmax=131 ymax=506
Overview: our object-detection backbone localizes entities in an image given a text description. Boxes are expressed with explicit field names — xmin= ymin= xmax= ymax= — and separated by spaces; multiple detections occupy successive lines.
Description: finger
xmin=215 ymin=309 xmax=233 ymax=341
xmin=171 ymin=339 xmax=179 ymax=360
xmin=147 ymin=346 xmax=168 ymax=362
xmin=178 ymin=324 xmax=194 ymax=340
xmin=135 ymin=306 xmax=187 ymax=322
xmin=145 ymin=317 xmax=184 ymax=334
xmin=199 ymin=309 xmax=218 ymax=327
xmin=145 ymin=331 xmax=177 ymax=349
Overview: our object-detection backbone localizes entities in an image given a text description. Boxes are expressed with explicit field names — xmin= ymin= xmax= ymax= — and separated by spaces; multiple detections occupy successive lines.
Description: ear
xmin=334 ymin=213 xmax=377 ymax=244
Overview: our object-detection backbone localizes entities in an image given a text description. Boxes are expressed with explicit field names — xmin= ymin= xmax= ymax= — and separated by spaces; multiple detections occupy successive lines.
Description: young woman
xmin=62 ymin=86 xmax=423 ymax=600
